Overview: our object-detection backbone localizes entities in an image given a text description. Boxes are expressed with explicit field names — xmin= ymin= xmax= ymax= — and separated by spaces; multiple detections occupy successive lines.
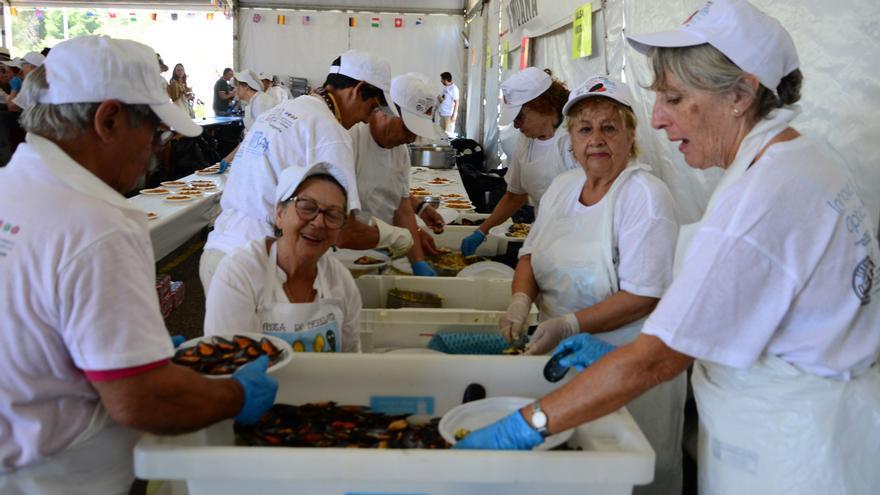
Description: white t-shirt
xmin=439 ymin=83 xmax=459 ymax=116
xmin=205 ymin=239 xmax=362 ymax=352
xmin=267 ymin=86 xmax=290 ymax=102
xmin=243 ymin=91 xmax=278 ymax=130
xmin=206 ymin=94 xmax=359 ymax=254
xmin=643 ymin=137 xmax=880 ymax=378
xmin=0 ymin=134 xmax=174 ymax=469
xmin=522 ymin=166 xmax=678 ymax=298
xmin=349 ymin=122 xmax=410 ymax=224
xmin=505 ymin=126 xmax=579 ymax=208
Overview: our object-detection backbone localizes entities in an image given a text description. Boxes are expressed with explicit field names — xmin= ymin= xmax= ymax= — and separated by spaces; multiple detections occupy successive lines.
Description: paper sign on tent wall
xmin=572 ymin=3 xmax=592 ymax=59
xmin=519 ymin=37 xmax=530 ymax=69
xmin=501 ymin=40 xmax=509 ymax=69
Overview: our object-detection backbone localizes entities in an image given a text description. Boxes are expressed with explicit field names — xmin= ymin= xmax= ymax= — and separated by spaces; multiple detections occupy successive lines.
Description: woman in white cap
xmin=460 ymin=67 xmax=577 ymax=256
xmin=205 ymin=162 xmax=362 ymax=353
xmin=236 ymin=69 xmax=278 ymax=131
xmin=454 ymin=1 xmax=880 ymax=493
xmin=499 ymin=75 xmax=685 ymax=495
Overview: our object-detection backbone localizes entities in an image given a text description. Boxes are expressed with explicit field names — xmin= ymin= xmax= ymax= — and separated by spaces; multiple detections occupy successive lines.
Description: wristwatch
xmin=528 ymin=401 xmax=551 ymax=438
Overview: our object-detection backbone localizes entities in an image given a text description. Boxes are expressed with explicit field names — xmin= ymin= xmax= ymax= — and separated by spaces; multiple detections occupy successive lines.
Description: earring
xmin=733 ymin=108 xmax=741 ymax=115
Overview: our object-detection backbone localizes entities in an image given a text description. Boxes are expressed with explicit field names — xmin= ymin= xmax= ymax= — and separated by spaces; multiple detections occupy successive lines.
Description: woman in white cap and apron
xmin=205 ymin=162 xmax=361 ymax=353
xmin=454 ymin=2 xmax=880 ymax=494
xmin=460 ymin=67 xmax=577 ymax=256
xmin=500 ymin=75 xmax=686 ymax=495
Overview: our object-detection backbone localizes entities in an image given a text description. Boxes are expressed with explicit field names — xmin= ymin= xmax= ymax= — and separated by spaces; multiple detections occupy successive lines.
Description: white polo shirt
xmin=206 ymin=94 xmax=360 ymax=254
xmin=643 ymin=137 xmax=880 ymax=379
xmin=505 ymin=126 xmax=578 ymax=209
xmin=349 ymin=122 xmax=410 ymax=224
xmin=243 ymin=91 xmax=279 ymax=130
xmin=0 ymin=134 xmax=174 ymax=469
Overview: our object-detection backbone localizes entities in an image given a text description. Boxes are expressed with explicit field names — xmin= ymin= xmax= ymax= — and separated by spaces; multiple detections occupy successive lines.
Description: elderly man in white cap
xmin=201 ymin=49 xmax=412 ymax=292
xmin=342 ymin=73 xmax=448 ymax=276
xmin=0 ymin=36 xmax=277 ymax=494
xmin=5 ymin=52 xmax=45 ymax=111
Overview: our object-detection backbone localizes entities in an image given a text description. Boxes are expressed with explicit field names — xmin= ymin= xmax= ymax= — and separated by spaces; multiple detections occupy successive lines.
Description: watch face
xmin=532 ymin=410 xmax=548 ymax=429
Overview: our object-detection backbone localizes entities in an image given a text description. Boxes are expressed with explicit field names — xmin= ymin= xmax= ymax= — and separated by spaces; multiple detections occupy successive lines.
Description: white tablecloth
xmin=128 ymin=171 xmax=228 ymax=260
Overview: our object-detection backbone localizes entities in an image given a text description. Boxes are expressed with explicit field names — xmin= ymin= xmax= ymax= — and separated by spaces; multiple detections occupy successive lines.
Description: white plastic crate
xmin=135 ymin=353 xmax=654 ymax=495
xmin=359 ymin=308 xmax=538 ymax=352
xmin=356 ymin=275 xmax=515 ymax=311
xmin=428 ymin=213 xmax=510 ymax=256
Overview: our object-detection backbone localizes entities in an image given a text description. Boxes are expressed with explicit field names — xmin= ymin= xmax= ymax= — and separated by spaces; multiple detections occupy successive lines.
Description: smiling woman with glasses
xmin=204 ymin=162 xmax=363 ymax=353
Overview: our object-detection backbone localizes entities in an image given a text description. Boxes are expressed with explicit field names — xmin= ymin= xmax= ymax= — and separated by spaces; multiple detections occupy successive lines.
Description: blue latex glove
xmin=454 ymin=410 xmax=544 ymax=450
xmin=231 ymin=355 xmax=278 ymax=424
xmin=218 ymin=159 xmax=230 ymax=173
xmin=170 ymin=335 xmax=186 ymax=348
xmin=553 ymin=333 xmax=617 ymax=372
xmin=460 ymin=229 xmax=486 ymax=256
xmin=411 ymin=260 xmax=437 ymax=276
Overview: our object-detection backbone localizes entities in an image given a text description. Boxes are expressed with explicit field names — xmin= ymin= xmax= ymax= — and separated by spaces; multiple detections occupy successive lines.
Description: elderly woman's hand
xmin=524 ymin=313 xmax=579 ymax=355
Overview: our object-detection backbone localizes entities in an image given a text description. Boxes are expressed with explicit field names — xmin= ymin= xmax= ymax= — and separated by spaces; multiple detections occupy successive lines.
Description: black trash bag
xmin=450 ymin=137 xmax=484 ymax=170
xmin=169 ymin=135 xmax=221 ymax=178
xmin=456 ymin=160 xmax=507 ymax=214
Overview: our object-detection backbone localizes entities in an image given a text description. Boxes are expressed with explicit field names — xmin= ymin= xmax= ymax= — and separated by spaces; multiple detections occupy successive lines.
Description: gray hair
xmin=647 ymin=44 xmax=802 ymax=120
xmin=19 ymin=65 xmax=155 ymax=141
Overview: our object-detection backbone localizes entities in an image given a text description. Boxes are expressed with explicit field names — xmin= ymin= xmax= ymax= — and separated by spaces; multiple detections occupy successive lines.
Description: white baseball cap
xmin=235 ymin=69 xmax=263 ymax=92
xmin=23 ymin=52 xmax=45 ymax=67
xmin=35 ymin=36 xmax=201 ymax=137
xmin=275 ymin=162 xmax=354 ymax=211
xmin=3 ymin=58 xmax=24 ymax=69
xmin=562 ymin=75 xmax=635 ymax=116
xmin=626 ymin=0 xmax=799 ymax=95
xmin=328 ymin=49 xmax=397 ymax=116
xmin=390 ymin=73 xmax=446 ymax=140
xmin=498 ymin=67 xmax=553 ymax=126
xmin=258 ymin=72 xmax=272 ymax=82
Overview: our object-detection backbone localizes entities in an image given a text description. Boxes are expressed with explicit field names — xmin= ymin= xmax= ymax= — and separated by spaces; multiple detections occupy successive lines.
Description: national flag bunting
xmin=277 ymin=15 xmax=286 ymax=25
xmin=302 ymin=15 xmax=312 ymax=25
xmin=415 ymin=17 xmax=423 ymax=27
xmin=371 ymin=17 xmax=380 ymax=28
xmin=207 ymin=12 xmax=214 ymax=21
xmin=150 ymin=13 xmax=158 ymax=21
xmin=253 ymin=13 xmax=262 ymax=23
xmin=129 ymin=12 xmax=137 ymax=22
xmin=394 ymin=18 xmax=403 ymax=28
xmin=348 ymin=17 xmax=357 ymax=28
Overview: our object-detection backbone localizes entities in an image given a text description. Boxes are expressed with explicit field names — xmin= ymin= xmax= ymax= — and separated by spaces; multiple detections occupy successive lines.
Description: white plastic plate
xmin=331 ymin=249 xmax=390 ymax=270
xmin=456 ymin=261 xmax=515 ymax=279
xmin=175 ymin=333 xmax=293 ymax=379
xmin=439 ymin=396 xmax=574 ymax=450
xmin=488 ymin=224 xmax=529 ymax=243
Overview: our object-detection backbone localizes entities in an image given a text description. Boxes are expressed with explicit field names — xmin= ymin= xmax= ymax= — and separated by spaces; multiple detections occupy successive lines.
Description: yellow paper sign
xmin=486 ymin=45 xmax=492 ymax=68
xmin=501 ymin=40 xmax=509 ymax=69
xmin=572 ymin=3 xmax=592 ymax=59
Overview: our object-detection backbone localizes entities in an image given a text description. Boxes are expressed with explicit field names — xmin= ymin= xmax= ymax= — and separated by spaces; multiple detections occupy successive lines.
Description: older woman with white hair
xmin=205 ymin=162 xmax=362 ymax=353
xmin=454 ymin=1 xmax=880 ymax=493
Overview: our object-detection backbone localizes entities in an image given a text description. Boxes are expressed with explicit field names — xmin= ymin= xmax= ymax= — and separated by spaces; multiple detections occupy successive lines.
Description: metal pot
xmin=409 ymin=145 xmax=456 ymax=169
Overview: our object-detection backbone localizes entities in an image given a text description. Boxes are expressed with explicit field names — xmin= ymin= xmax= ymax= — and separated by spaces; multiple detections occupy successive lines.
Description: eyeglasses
xmin=289 ymin=196 xmax=347 ymax=229
xmin=154 ymin=127 xmax=175 ymax=147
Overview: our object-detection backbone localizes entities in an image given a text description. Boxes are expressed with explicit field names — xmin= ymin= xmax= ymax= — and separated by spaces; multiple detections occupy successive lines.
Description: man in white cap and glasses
xmin=201 ymin=49 xmax=412 ymax=293
xmin=0 ymin=35 xmax=278 ymax=494
xmin=342 ymin=73 xmax=448 ymax=276
xmin=460 ymin=67 xmax=577 ymax=256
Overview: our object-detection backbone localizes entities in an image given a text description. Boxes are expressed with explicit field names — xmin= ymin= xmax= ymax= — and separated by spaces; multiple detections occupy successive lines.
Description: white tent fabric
xmin=238 ymin=9 xmax=464 ymax=93
xmin=481 ymin=0 xmax=503 ymax=170
xmin=464 ymin=13 xmax=484 ymax=141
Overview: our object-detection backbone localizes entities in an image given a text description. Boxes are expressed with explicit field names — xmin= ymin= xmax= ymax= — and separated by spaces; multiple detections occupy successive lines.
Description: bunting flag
xmin=520 ymin=37 xmax=530 ymax=70
xmin=371 ymin=17 xmax=380 ymax=28
xmin=150 ymin=13 xmax=158 ymax=21
xmin=415 ymin=17 xmax=423 ymax=27
xmin=109 ymin=12 xmax=117 ymax=19
xmin=348 ymin=17 xmax=357 ymax=28
xmin=129 ymin=12 xmax=137 ymax=22
xmin=35 ymin=9 xmax=45 ymax=20
xmin=171 ymin=13 xmax=178 ymax=21
xmin=206 ymin=12 xmax=214 ymax=21
xmin=394 ymin=17 xmax=403 ymax=28
xmin=277 ymin=15 xmax=286 ymax=25
xmin=9 ymin=7 xmax=17 ymax=16
xmin=253 ymin=13 xmax=262 ymax=23
xmin=302 ymin=15 xmax=312 ymax=25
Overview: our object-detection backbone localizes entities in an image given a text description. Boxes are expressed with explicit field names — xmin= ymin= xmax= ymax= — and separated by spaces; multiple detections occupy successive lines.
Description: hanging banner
xmin=572 ymin=3 xmax=592 ymax=59
xmin=501 ymin=40 xmax=509 ymax=70
xmin=486 ymin=45 xmax=492 ymax=68
xmin=504 ymin=0 xmax=600 ymax=48
xmin=519 ymin=37 xmax=530 ymax=70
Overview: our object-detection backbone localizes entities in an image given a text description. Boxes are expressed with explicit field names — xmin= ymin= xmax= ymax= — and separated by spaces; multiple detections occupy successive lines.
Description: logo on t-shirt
xmin=852 ymin=256 xmax=875 ymax=305
xmin=0 ymin=219 xmax=21 ymax=258
xmin=244 ymin=131 xmax=270 ymax=156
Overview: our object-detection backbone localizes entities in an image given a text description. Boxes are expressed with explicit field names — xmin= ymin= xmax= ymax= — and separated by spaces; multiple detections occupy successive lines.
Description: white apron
xmin=257 ymin=243 xmax=344 ymax=353
xmin=531 ymin=163 xmax=687 ymax=495
xmin=0 ymin=405 xmax=140 ymax=495
xmin=672 ymin=107 xmax=880 ymax=493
